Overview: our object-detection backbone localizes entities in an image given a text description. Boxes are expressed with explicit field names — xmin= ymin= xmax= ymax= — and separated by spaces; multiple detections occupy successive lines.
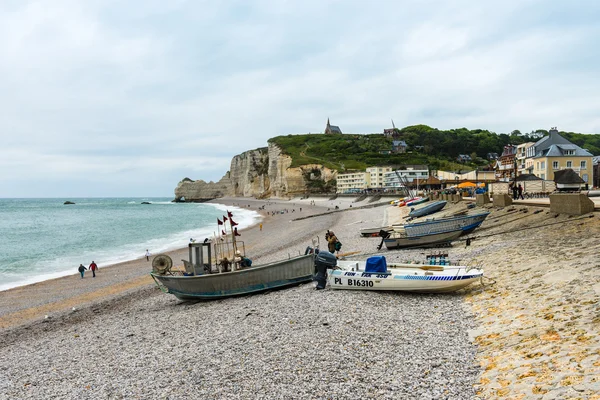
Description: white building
xmin=336 ymin=171 xmax=370 ymax=194
xmin=384 ymin=168 xmax=429 ymax=190
xmin=366 ymin=166 xmax=393 ymax=190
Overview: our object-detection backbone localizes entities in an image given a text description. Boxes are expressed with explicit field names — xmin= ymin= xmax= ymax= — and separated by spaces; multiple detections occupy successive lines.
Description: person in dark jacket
xmin=78 ymin=264 xmax=87 ymax=279
xmin=517 ymin=184 xmax=524 ymax=200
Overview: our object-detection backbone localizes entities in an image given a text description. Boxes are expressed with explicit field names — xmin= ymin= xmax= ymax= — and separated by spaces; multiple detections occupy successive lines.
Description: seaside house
xmin=325 ymin=118 xmax=343 ymax=134
xmin=336 ymin=171 xmax=370 ymax=194
xmin=336 ymin=166 xmax=393 ymax=193
xmin=367 ymin=166 xmax=393 ymax=190
xmin=384 ymin=166 xmax=429 ymax=191
xmin=516 ymin=142 xmax=535 ymax=176
xmin=495 ymin=144 xmax=517 ymax=182
xmin=526 ymin=127 xmax=594 ymax=184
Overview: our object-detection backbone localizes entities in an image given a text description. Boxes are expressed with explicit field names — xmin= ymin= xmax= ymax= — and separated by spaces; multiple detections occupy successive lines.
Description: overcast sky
xmin=1 ymin=1 xmax=599 ymax=198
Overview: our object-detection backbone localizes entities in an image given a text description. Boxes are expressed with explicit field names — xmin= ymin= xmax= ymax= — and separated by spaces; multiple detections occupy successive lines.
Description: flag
xmin=234 ymin=227 xmax=241 ymax=236
xmin=227 ymin=210 xmax=234 ymax=218
xmin=230 ymin=218 xmax=238 ymax=226
xmin=222 ymin=230 xmax=226 ymax=236
xmin=217 ymin=218 xmax=223 ymax=225
xmin=223 ymin=216 xmax=228 ymax=222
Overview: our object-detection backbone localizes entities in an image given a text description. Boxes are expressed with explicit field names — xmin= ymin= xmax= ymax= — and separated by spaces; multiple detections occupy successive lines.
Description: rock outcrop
xmin=173 ymin=143 xmax=337 ymax=201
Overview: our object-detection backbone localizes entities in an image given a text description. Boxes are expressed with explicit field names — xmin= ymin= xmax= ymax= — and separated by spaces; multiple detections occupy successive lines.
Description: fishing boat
xmin=408 ymin=200 xmax=447 ymax=218
xmin=401 ymin=212 xmax=490 ymax=237
xmin=382 ymin=229 xmax=462 ymax=249
xmin=405 ymin=197 xmax=428 ymax=207
xmin=327 ymin=255 xmax=483 ymax=293
xmin=359 ymin=226 xmax=392 ymax=237
xmin=150 ymin=244 xmax=314 ymax=300
xmin=150 ymin=211 xmax=315 ymax=300
xmin=397 ymin=196 xmax=418 ymax=207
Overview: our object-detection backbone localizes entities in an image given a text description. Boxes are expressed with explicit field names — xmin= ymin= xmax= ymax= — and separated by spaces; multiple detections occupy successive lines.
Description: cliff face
xmin=174 ymin=143 xmax=337 ymax=201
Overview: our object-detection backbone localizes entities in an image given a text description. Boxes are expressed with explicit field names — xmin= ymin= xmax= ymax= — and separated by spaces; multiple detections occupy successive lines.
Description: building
xmin=392 ymin=140 xmax=407 ymax=154
xmin=367 ymin=166 xmax=393 ymax=190
xmin=383 ymin=120 xmax=400 ymax=138
xmin=527 ymin=127 xmax=593 ymax=183
xmin=593 ymin=156 xmax=600 ymax=188
xmin=324 ymin=118 xmax=342 ymax=134
xmin=335 ymin=166 xmax=393 ymax=193
xmin=336 ymin=171 xmax=370 ymax=194
xmin=495 ymin=144 xmax=517 ymax=182
xmin=384 ymin=167 xmax=429 ymax=190
xmin=457 ymin=154 xmax=472 ymax=162
xmin=515 ymin=142 xmax=535 ymax=176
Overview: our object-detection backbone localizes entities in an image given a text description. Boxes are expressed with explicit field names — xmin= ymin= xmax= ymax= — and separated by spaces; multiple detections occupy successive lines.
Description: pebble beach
xmin=1 ymin=196 xmax=599 ymax=399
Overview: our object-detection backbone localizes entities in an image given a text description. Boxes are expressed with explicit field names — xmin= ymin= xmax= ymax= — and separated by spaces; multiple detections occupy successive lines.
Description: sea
xmin=0 ymin=198 xmax=261 ymax=292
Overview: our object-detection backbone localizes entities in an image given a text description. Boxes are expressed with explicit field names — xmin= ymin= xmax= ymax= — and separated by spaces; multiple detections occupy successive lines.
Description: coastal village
xmin=2 ymin=123 xmax=600 ymax=399
xmin=329 ymin=122 xmax=597 ymax=196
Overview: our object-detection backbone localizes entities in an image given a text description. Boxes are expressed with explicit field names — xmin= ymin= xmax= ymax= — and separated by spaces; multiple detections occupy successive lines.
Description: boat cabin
xmin=182 ymin=240 xmax=248 ymax=275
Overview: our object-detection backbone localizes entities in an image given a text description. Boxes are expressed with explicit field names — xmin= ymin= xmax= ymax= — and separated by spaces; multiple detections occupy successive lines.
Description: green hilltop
xmin=268 ymin=125 xmax=600 ymax=172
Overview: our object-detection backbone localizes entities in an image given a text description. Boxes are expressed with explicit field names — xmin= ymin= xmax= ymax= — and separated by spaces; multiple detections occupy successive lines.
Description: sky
xmin=1 ymin=0 xmax=599 ymax=198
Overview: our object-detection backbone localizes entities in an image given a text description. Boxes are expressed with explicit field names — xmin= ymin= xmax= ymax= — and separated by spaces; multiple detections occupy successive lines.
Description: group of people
xmin=78 ymin=261 xmax=98 ymax=279
xmin=511 ymin=183 xmax=525 ymax=200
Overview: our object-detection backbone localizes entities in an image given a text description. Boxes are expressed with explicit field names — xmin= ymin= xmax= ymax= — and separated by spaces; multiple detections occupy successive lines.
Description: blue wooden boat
xmin=408 ymin=200 xmax=447 ymax=218
xmin=401 ymin=212 xmax=490 ymax=237
xmin=151 ymin=241 xmax=315 ymax=300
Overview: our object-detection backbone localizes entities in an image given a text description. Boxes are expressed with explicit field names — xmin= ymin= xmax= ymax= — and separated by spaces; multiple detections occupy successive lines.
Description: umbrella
xmin=457 ymin=182 xmax=477 ymax=188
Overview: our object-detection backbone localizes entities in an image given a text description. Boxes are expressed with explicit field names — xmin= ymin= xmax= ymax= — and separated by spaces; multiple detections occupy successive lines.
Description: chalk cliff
xmin=173 ymin=143 xmax=337 ymax=201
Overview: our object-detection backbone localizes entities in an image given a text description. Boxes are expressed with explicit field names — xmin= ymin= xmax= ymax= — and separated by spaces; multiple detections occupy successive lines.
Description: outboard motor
xmin=314 ymin=251 xmax=337 ymax=290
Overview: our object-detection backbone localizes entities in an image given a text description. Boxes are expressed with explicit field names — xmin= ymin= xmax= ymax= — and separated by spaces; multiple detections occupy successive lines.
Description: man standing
xmin=145 ymin=249 xmax=151 ymax=261
xmin=89 ymin=261 xmax=98 ymax=278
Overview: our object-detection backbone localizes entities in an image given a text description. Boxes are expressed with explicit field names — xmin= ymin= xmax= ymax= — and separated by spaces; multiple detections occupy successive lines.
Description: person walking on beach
xmin=89 ymin=261 xmax=98 ymax=278
xmin=145 ymin=249 xmax=151 ymax=261
xmin=259 ymin=223 xmax=263 ymax=231
xmin=78 ymin=264 xmax=87 ymax=279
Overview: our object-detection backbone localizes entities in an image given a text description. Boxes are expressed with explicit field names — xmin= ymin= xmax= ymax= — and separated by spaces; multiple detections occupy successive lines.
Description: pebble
xmin=0 ymin=198 xmax=481 ymax=399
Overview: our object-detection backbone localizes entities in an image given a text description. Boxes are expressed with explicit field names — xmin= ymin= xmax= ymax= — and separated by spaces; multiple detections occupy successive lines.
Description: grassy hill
xmin=268 ymin=125 xmax=600 ymax=173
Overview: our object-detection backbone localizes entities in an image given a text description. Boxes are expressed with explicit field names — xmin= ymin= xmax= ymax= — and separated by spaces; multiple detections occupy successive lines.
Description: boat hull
xmin=384 ymin=230 xmax=462 ymax=249
xmin=408 ymin=200 xmax=447 ymax=218
xmin=359 ymin=226 xmax=392 ymax=237
xmin=403 ymin=212 xmax=490 ymax=237
xmin=329 ymin=262 xmax=483 ymax=293
xmin=151 ymin=254 xmax=314 ymax=300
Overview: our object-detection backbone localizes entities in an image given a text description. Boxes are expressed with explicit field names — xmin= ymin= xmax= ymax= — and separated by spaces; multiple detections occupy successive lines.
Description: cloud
xmin=1 ymin=0 xmax=599 ymax=197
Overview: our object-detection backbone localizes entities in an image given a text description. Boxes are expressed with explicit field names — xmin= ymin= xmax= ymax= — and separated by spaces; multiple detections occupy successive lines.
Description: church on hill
xmin=324 ymin=118 xmax=342 ymax=134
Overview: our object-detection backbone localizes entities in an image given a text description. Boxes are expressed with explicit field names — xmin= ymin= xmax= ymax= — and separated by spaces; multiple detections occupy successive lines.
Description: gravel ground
xmin=0 ymin=197 xmax=481 ymax=399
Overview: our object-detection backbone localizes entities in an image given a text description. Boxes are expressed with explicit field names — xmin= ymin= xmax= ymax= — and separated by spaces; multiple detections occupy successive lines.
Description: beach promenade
xmin=1 ymin=195 xmax=599 ymax=399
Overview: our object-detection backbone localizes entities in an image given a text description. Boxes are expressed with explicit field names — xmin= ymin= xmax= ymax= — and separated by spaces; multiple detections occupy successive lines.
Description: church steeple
xmin=325 ymin=118 xmax=342 ymax=134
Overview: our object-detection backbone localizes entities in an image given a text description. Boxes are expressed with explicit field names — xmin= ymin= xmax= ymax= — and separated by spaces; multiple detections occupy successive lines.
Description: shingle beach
xmin=1 ymin=196 xmax=599 ymax=399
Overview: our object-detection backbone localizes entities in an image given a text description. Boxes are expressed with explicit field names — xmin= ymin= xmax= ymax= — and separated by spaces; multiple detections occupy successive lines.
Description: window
xmin=566 ymin=161 xmax=572 ymax=168
xmin=581 ymin=160 xmax=587 ymax=169
xmin=540 ymin=161 xmax=545 ymax=169
xmin=552 ymin=161 xmax=559 ymax=169
xmin=541 ymin=174 xmax=545 ymax=180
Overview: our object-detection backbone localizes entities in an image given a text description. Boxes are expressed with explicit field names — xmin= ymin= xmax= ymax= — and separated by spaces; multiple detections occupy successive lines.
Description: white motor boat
xmin=328 ymin=256 xmax=483 ymax=293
